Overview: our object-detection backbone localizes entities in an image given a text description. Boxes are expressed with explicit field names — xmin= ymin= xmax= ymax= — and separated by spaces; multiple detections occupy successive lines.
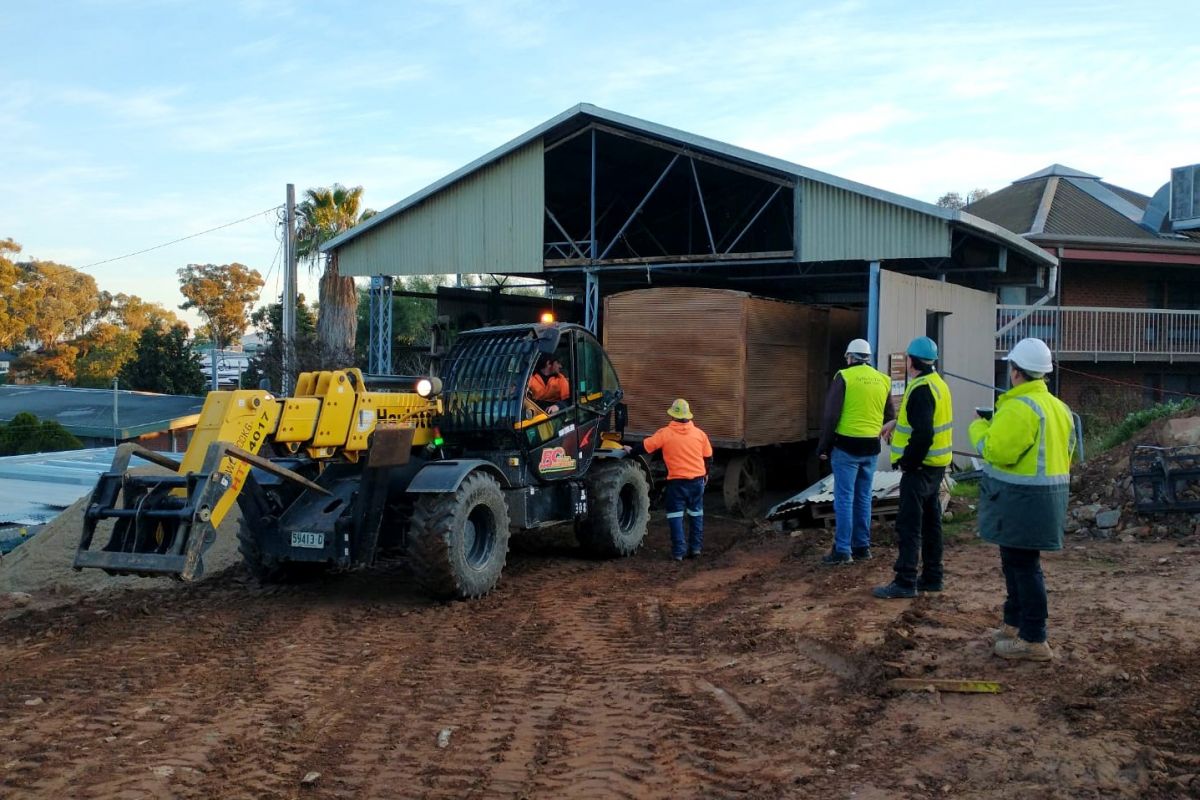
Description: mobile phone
xmin=975 ymin=407 xmax=994 ymax=421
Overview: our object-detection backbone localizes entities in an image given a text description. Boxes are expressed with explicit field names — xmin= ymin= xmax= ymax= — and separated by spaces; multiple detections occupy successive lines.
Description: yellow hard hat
xmin=667 ymin=398 xmax=693 ymax=420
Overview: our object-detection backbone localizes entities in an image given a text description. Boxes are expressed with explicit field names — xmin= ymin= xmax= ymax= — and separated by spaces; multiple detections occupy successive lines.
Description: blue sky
xmin=3 ymin=0 xmax=1197 ymax=327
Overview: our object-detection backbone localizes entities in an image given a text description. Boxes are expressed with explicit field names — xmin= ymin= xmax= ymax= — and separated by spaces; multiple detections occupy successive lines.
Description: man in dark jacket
xmin=873 ymin=336 xmax=953 ymax=599
xmin=816 ymin=338 xmax=894 ymax=565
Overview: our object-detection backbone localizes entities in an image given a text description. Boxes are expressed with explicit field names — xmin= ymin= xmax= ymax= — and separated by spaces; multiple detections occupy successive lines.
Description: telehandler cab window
xmin=575 ymin=333 xmax=620 ymax=411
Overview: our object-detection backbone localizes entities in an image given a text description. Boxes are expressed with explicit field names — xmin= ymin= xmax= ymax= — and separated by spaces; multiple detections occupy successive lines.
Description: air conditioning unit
xmin=1170 ymin=164 xmax=1200 ymax=230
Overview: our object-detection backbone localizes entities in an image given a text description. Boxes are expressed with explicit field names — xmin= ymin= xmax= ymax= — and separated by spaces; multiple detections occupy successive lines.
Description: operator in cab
xmin=528 ymin=353 xmax=570 ymax=415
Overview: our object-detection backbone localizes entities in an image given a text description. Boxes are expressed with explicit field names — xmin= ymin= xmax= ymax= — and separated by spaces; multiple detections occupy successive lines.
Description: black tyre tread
xmin=579 ymin=459 xmax=650 ymax=558
xmin=237 ymin=517 xmax=327 ymax=584
xmin=408 ymin=472 xmax=511 ymax=600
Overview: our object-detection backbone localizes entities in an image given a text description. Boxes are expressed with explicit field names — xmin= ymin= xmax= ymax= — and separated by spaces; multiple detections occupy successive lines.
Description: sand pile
xmin=0 ymin=466 xmax=242 ymax=599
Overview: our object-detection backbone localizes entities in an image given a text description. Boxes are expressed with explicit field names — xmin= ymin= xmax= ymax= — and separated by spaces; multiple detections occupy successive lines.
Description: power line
xmin=81 ymin=205 xmax=283 ymax=269
xmin=1057 ymin=364 xmax=1200 ymax=401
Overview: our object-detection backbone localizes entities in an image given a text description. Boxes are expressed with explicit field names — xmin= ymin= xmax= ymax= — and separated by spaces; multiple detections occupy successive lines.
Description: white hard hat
xmin=1004 ymin=337 xmax=1054 ymax=375
xmin=845 ymin=338 xmax=872 ymax=359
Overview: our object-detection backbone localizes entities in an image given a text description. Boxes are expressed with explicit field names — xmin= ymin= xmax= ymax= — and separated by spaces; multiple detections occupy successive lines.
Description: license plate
xmin=290 ymin=531 xmax=325 ymax=549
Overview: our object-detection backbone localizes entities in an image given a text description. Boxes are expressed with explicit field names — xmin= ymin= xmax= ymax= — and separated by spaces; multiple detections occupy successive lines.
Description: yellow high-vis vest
xmin=834 ymin=364 xmax=891 ymax=438
xmin=968 ymin=380 xmax=1074 ymax=486
xmin=890 ymin=372 xmax=953 ymax=467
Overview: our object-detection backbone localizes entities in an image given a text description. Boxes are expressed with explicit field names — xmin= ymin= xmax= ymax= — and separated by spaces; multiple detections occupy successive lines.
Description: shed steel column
xmin=867 ymin=260 xmax=881 ymax=359
xmin=585 ymin=271 xmax=599 ymax=334
xmin=368 ymin=275 xmax=393 ymax=374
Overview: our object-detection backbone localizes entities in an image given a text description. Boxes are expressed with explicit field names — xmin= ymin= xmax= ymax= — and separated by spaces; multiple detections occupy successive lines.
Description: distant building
xmin=196 ymin=348 xmax=252 ymax=390
xmin=0 ymin=351 xmax=15 ymax=379
xmin=967 ymin=164 xmax=1200 ymax=414
xmin=0 ymin=385 xmax=205 ymax=450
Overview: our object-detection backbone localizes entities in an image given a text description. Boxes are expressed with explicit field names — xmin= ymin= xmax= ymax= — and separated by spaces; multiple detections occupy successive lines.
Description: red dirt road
xmin=1 ymin=517 xmax=1198 ymax=799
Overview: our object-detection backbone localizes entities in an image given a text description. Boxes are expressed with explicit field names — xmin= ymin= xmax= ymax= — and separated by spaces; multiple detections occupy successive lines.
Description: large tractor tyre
xmin=236 ymin=518 xmax=329 ymax=584
xmin=578 ymin=459 xmax=651 ymax=558
xmin=408 ymin=472 xmax=512 ymax=600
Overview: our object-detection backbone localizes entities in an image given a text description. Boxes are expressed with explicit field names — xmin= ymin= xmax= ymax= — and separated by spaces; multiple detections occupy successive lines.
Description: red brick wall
xmin=1059 ymin=262 xmax=1148 ymax=309
xmin=1055 ymin=363 xmax=1147 ymax=413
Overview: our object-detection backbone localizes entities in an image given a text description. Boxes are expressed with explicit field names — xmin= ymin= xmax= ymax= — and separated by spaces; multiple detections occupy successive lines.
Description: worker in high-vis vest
xmin=970 ymin=337 xmax=1075 ymax=662
xmin=624 ymin=399 xmax=713 ymax=561
xmin=816 ymin=338 xmax=895 ymax=565
xmin=873 ymin=336 xmax=954 ymax=600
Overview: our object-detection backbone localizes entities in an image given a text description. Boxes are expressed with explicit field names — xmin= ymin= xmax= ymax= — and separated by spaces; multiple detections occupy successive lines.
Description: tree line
xmin=3 ymin=181 xmax=538 ymax=398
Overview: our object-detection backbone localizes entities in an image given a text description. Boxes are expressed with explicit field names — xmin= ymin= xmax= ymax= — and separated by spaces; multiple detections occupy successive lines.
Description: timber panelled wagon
xmin=603 ymin=287 xmax=861 ymax=516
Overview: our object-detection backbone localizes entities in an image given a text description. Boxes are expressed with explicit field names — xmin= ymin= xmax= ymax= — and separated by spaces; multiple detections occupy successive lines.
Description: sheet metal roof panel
xmin=964 ymin=178 xmax=1045 ymax=234
xmin=0 ymin=386 xmax=203 ymax=439
xmin=0 ymin=447 xmax=158 ymax=525
xmin=337 ymin=142 xmax=544 ymax=278
xmin=324 ymin=103 xmax=1055 ymax=270
xmin=799 ymin=180 xmax=950 ymax=261
xmin=1044 ymin=180 xmax=1158 ymax=239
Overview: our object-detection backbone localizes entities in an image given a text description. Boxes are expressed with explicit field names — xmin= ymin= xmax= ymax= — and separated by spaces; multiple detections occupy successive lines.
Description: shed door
xmin=875 ymin=269 xmax=996 ymax=465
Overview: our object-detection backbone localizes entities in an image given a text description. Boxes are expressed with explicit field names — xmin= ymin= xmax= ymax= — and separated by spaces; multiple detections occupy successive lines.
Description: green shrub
xmin=1095 ymin=399 xmax=1197 ymax=452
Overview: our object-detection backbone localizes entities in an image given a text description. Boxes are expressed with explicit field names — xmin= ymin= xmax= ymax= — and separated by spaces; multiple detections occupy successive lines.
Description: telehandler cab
xmin=74 ymin=322 xmax=651 ymax=598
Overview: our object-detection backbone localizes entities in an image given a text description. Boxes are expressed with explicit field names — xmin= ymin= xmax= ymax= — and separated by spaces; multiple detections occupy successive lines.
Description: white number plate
xmin=291 ymin=531 xmax=325 ymax=549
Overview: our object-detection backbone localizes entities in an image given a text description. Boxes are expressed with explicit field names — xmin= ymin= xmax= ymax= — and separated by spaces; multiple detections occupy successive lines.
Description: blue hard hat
xmin=907 ymin=336 xmax=938 ymax=361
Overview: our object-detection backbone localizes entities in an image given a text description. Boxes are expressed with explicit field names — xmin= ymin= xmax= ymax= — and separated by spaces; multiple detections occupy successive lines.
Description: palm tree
xmin=295 ymin=184 xmax=376 ymax=363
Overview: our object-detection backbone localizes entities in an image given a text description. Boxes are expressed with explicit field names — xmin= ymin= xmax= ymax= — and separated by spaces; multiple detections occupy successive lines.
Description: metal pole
xmin=112 ymin=377 xmax=119 ymax=446
xmin=282 ymin=183 xmax=297 ymax=396
xmin=211 ymin=338 xmax=219 ymax=391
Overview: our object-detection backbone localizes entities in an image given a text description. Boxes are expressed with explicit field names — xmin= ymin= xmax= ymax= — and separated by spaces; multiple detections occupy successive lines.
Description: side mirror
xmin=614 ymin=402 xmax=629 ymax=433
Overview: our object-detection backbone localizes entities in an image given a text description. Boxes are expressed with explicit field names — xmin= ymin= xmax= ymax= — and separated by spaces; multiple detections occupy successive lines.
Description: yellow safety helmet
xmin=667 ymin=398 xmax=693 ymax=420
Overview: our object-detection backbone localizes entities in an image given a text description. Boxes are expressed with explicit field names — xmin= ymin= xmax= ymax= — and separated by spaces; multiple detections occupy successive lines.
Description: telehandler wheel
xmin=408 ymin=471 xmax=512 ymax=600
xmin=236 ymin=518 xmax=328 ymax=584
xmin=578 ymin=459 xmax=650 ymax=558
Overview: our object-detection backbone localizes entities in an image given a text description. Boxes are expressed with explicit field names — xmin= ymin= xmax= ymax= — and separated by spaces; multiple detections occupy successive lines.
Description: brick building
xmin=966 ymin=164 xmax=1200 ymax=420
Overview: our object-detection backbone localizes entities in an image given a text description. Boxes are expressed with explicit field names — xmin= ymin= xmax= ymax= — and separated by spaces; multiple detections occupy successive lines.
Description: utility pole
xmin=282 ymin=183 xmax=297 ymax=395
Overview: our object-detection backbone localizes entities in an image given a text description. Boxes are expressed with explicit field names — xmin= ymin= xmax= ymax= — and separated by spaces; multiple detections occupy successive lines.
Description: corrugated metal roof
xmin=0 ymin=385 xmax=204 ymax=439
xmin=338 ymin=142 xmax=544 ymax=278
xmin=324 ymin=103 xmax=1055 ymax=270
xmin=1043 ymin=179 xmax=1158 ymax=239
xmin=963 ymin=178 xmax=1045 ymax=235
xmin=0 ymin=447 xmax=158 ymax=526
xmin=766 ymin=470 xmax=906 ymax=520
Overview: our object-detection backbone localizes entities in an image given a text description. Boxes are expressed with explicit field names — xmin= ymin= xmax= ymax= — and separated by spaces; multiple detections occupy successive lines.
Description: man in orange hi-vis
xmin=528 ymin=353 xmax=569 ymax=414
xmin=624 ymin=399 xmax=713 ymax=561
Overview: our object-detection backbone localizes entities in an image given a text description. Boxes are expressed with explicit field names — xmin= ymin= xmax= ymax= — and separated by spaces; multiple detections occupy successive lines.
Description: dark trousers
xmin=665 ymin=478 xmax=705 ymax=558
xmin=893 ymin=465 xmax=945 ymax=588
xmin=1000 ymin=546 xmax=1048 ymax=643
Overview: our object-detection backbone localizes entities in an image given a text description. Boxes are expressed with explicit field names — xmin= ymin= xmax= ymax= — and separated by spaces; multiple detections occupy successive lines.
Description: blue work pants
xmin=665 ymin=477 xmax=705 ymax=558
xmin=831 ymin=447 xmax=877 ymax=555
xmin=1000 ymin=546 xmax=1048 ymax=643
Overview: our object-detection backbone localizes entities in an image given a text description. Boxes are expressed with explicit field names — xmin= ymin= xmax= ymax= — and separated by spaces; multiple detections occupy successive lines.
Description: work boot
xmin=872 ymin=581 xmax=917 ymax=599
xmin=989 ymin=624 xmax=1019 ymax=644
xmin=917 ymin=579 xmax=943 ymax=593
xmin=687 ymin=549 xmax=702 ymax=559
xmin=851 ymin=547 xmax=872 ymax=561
xmin=993 ymin=637 xmax=1053 ymax=661
xmin=821 ymin=550 xmax=853 ymax=566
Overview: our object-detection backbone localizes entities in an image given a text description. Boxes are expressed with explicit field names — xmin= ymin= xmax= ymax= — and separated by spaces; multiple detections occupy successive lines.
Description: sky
xmin=3 ymin=0 xmax=1198 ymax=328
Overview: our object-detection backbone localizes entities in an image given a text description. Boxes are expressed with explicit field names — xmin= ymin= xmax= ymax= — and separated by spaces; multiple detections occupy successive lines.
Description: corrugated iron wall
xmin=339 ymin=141 xmax=545 ymax=277
xmin=798 ymin=180 xmax=950 ymax=263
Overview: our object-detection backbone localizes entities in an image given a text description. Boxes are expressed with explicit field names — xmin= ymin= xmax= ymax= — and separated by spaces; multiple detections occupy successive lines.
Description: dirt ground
xmin=1 ymin=509 xmax=1198 ymax=799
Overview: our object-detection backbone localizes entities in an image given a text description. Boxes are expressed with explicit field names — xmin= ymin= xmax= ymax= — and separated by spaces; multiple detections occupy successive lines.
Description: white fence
xmin=996 ymin=305 xmax=1200 ymax=360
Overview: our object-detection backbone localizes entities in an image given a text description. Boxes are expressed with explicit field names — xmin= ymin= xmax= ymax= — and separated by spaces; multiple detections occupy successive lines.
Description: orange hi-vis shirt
xmin=528 ymin=372 xmax=569 ymax=404
xmin=643 ymin=420 xmax=713 ymax=480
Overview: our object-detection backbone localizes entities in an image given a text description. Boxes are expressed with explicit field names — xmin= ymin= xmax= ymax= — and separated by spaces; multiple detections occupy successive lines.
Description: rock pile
xmin=1066 ymin=414 xmax=1200 ymax=542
